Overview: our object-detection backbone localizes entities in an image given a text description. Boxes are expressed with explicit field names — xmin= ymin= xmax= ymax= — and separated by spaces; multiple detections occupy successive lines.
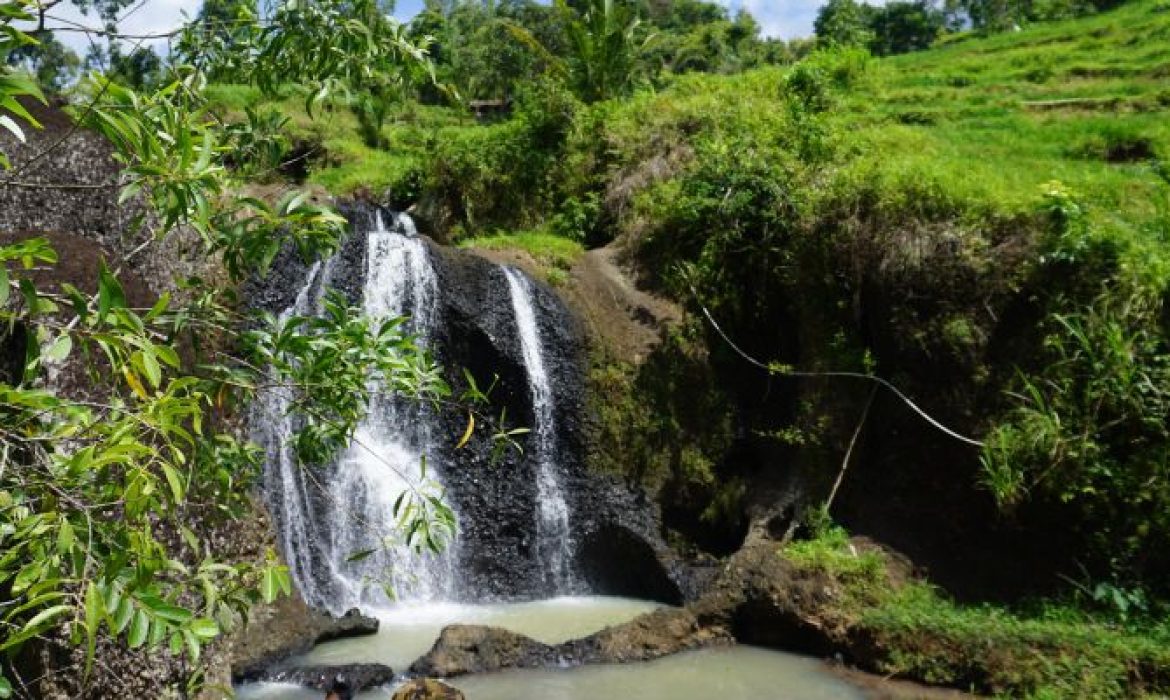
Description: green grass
xmin=783 ymin=526 xmax=1170 ymax=698
xmin=583 ymin=1 xmax=1170 ymax=290
xmin=459 ymin=230 xmax=584 ymax=272
xmin=842 ymin=0 xmax=1170 ymax=282
xmin=205 ymin=84 xmax=471 ymax=197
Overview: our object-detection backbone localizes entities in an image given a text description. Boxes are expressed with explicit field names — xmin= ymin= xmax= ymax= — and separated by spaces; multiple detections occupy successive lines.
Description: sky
xmin=46 ymin=0 xmax=826 ymax=55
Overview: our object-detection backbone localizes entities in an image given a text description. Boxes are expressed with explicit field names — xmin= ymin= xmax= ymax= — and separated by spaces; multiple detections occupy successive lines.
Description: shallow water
xmin=452 ymin=646 xmax=865 ymax=700
xmin=235 ymin=597 xmax=863 ymax=700
xmin=294 ymin=596 xmax=662 ymax=671
xmin=237 ymin=647 xmax=863 ymax=700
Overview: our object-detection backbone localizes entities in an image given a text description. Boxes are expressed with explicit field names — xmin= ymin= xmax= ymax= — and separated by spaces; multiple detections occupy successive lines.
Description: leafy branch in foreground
xmin=0 ymin=0 xmax=494 ymax=694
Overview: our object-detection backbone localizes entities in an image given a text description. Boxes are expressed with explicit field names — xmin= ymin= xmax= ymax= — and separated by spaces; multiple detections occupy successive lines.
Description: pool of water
xmin=293 ymin=596 xmax=662 ymax=671
xmin=235 ymin=597 xmax=864 ymax=700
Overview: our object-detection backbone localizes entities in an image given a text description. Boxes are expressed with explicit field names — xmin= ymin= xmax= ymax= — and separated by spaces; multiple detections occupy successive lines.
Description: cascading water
xmin=503 ymin=266 xmax=577 ymax=592
xmin=257 ymin=211 xmax=457 ymax=613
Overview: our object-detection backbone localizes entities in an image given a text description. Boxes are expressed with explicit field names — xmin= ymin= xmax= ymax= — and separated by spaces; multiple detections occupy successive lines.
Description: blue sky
xmin=389 ymin=0 xmax=821 ymax=38
xmin=48 ymin=0 xmax=825 ymax=54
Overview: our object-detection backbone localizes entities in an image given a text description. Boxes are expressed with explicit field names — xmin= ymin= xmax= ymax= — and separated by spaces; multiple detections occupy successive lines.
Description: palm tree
xmin=558 ymin=0 xmax=649 ymax=103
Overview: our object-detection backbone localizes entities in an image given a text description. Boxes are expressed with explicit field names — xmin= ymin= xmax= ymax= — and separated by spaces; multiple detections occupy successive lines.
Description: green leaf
xmin=161 ymin=464 xmax=186 ymax=504
xmin=145 ymin=292 xmax=171 ymax=322
xmin=113 ymin=597 xmax=135 ymax=634
xmin=56 ymin=519 xmax=75 ymax=554
xmin=0 ymin=674 xmax=11 ymax=698
xmin=44 ymin=335 xmax=72 ymax=363
xmin=0 ymin=265 xmax=9 ymax=306
xmin=98 ymin=262 xmax=126 ymax=322
xmin=189 ymin=618 xmax=219 ymax=641
xmin=128 ymin=609 xmax=150 ymax=648
xmin=140 ymin=348 xmax=161 ymax=387
xmin=19 ymin=604 xmax=73 ymax=635
xmin=183 ymin=629 xmax=201 ymax=662
xmin=259 ymin=567 xmax=280 ymax=604
xmin=345 ymin=548 xmax=377 ymax=563
xmin=83 ymin=581 xmax=102 ymax=679
xmin=152 ymin=604 xmax=193 ymax=624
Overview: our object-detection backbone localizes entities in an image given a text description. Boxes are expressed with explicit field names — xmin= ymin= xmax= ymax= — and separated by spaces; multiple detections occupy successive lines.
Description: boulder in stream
xmin=229 ymin=596 xmax=380 ymax=683
xmin=258 ymin=663 xmax=395 ymax=692
xmin=409 ymin=608 xmax=732 ymax=677
xmin=392 ymin=678 xmax=466 ymax=700
xmin=409 ymin=625 xmax=557 ymax=676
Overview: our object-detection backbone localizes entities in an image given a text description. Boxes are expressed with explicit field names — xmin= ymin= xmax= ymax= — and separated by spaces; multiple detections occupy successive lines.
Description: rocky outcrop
xmin=409 ymin=607 xmax=731 ymax=677
xmin=689 ymin=538 xmax=854 ymax=655
xmin=0 ymin=99 xmax=220 ymax=300
xmin=257 ymin=663 xmax=394 ymax=692
xmin=409 ymin=625 xmax=555 ymax=677
xmin=248 ymin=204 xmax=695 ymax=605
xmin=392 ymin=678 xmax=466 ymax=700
xmin=0 ymin=98 xmax=143 ymax=247
xmin=229 ymin=600 xmax=380 ymax=683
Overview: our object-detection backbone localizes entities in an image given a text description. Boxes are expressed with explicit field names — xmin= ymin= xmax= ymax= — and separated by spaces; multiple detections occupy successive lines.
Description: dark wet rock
xmin=409 ymin=608 xmax=731 ymax=678
xmin=409 ymin=625 xmax=556 ymax=677
xmin=248 ymin=202 xmax=692 ymax=605
xmin=259 ymin=663 xmax=394 ymax=692
xmin=316 ymin=607 xmax=381 ymax=643
xmin=230 ymin=596 xmax=379 ymax=683
xmin=563 ymin=607 xmax=732 ymax=665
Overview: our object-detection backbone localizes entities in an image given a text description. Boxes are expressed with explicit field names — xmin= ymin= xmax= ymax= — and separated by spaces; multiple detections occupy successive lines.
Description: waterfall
xmin=503 ymin=267 xmax=577 ymax=592
xmin=257 ymin=212 xmax=457 ymax=613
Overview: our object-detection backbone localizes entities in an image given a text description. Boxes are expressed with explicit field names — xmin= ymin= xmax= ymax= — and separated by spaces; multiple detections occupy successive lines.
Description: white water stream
xmin=503 ymin=266 xmax=576 ymax=592
xmin=257 ymin=212 xmax=456 ymax=613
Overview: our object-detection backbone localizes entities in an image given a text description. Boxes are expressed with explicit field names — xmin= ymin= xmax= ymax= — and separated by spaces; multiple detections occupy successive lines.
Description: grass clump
xmin=783 ymin=524 xmax=1170 ymax=698
xmin=459 ymin=230 xmax=584 ymax=273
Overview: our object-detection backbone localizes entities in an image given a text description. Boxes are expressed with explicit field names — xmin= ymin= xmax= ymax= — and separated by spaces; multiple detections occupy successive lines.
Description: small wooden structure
xmin=468 ymin=99 xmax=512 ymax=122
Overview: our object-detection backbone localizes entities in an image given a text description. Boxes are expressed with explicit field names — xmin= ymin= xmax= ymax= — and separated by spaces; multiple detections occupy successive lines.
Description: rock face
xmin=0 ymin=99 xmax=143 ymax=246
xmin=248 ymin=203 xmax=691 ymax=604
xmin=409 ymin=608 xmax=731 ymax=677
xmin=229 ymin=600 xmax=380 ymax=683
xmin=392 ymin=678 xmax=466 ymax=700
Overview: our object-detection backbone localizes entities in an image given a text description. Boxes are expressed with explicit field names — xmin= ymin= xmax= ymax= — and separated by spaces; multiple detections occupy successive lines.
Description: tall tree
xmin=5 ymin=32 xmax=79 ymax=91
xmin=559 ymin=0 xmax=648 ymax=102
xmin=869 ymin=0 xmax=944 ymax=55
xmin=814 ymin=0 xmax=875 ymax=47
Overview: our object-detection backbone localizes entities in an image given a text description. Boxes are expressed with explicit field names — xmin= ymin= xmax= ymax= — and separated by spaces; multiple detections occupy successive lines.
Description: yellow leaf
xmin=455 ymin=412 xmax=475 ymax=450
xmin=122 ymin=368 xmax=148 ymax=399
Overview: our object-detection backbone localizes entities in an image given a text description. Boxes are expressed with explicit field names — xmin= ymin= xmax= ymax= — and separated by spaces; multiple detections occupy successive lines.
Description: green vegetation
xmin=0 ymin=0 xmax=501 ymax=694
xmin=460 ymin=230 xmax=584 ymax=269
xmin=785 ymin=524 xmax=1170 ymax=697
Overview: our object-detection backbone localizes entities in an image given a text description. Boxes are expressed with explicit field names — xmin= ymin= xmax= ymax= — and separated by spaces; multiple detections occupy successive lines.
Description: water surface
xmin=236 ymin=597 xmax=863 ymax=700
xmin=238 ymin=647 xmax=862 ymax=700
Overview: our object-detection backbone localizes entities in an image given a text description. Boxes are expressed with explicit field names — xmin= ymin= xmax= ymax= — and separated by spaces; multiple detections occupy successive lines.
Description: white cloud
xmin=44 ymin=0 xmax=202 ymax=55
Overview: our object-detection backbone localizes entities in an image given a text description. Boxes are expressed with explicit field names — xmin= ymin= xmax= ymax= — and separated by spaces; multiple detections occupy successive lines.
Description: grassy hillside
xmin=848 ymin=0 xmax=1170 ymax=272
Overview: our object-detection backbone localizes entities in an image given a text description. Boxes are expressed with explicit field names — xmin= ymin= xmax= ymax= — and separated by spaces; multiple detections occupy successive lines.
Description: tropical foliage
xmin=0 ymin=0 xmax=507 ymax=693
